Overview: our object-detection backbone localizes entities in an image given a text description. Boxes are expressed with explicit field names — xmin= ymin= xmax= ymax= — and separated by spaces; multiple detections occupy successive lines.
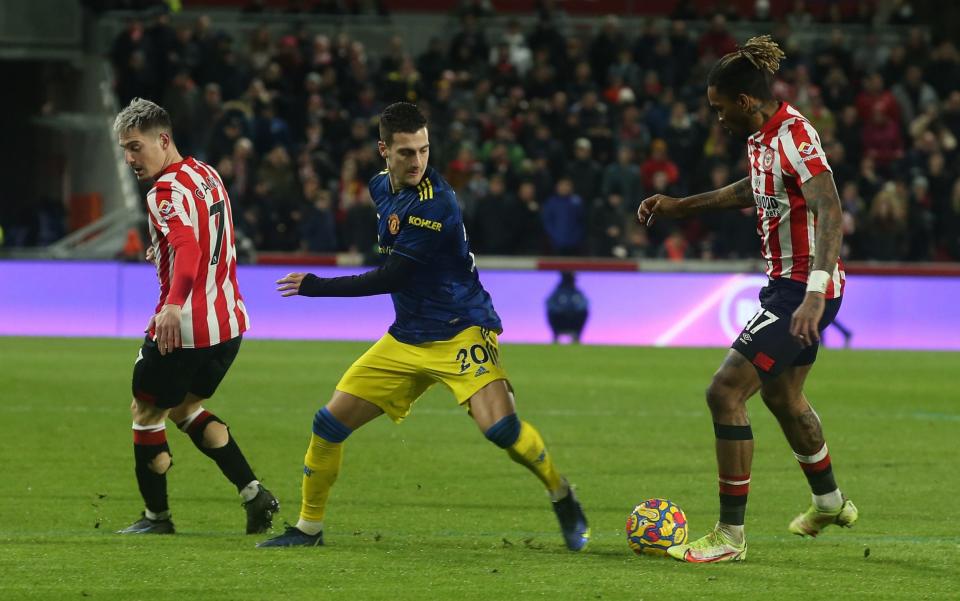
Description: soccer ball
xmin=626 ymin=498 xmax=688 ymax=556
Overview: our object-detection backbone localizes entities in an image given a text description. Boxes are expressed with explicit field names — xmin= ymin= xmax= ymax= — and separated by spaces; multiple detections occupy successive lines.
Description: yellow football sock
xmin=300 ymin=434 xmax=343 ymax=524
xmin=507 ymin=421 xmax=566 ymax=499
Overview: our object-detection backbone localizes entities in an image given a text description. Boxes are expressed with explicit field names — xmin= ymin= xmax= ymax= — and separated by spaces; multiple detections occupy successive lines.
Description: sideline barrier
xmin=1 ymin=260 xmax=957 ymax=350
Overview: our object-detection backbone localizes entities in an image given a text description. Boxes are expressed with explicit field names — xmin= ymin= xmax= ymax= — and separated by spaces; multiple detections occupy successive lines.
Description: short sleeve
xmin=391 ymin=193 xmax=453 ymax=264
xmin=146 ymin=184 xmax=192 ymax=236
xmin=779 ymin=120 xmax=832 ymax=184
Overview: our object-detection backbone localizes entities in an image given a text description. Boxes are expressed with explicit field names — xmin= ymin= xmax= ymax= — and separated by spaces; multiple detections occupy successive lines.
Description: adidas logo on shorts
xmin=474 ymin=366 xmax=489 ymax=377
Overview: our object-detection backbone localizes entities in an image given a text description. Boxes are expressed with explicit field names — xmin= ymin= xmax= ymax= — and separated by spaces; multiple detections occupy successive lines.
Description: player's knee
xmin=484 ymin=413 xmax=521 ymax=449
xmin=131 ymin=399 xmax=165 ymax=426
xmin=705 ymin=377 xmax=740 ymax=414
xmin=760 ymin=387 xmax=802 ymax=417
xmin=149 ymin=452 xmax=172 ymax=474
xmin=312 ymin=406 xmax=353 ymax=443
xmin=201 ymin=420 xmax=229 ymax=449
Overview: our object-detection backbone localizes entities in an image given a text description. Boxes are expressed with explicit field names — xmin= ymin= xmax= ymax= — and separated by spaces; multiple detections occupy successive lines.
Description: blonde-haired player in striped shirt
xmin=115 ymin=98 xmax=278 ymax=536
xmin=639 ymin=36 xmax=858 ymax=563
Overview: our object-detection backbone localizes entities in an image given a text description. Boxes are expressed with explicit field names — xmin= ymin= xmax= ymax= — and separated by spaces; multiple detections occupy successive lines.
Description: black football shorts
xmin=132 ymin=335 xmax=242 ymax=408
xmin=731 ymin=278 xmax=841 ymax=379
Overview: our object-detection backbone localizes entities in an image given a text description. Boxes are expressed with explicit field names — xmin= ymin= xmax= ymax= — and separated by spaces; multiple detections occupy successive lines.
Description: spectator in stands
xmin=821 ymin=67 xmax=855 ymax=112
xmin=862 ymin=104 xmax=905 ymax=171
xmin=928 ymin=41 xmax=960 ymax=99
xmin=892 ymin=65 xmax=939 ymax=126
xmin=601 ymin=145 xmax=642 ymax=210
xmin=252 ymin=100 xmax=293 ymax=155
xmin=589 ymin=16 xmax=625 ymax=89
xmin=514 ymin=180 xmax=544 ymax=255
xmin=472 ymin=174 xmax=521 ymax=255
xmin=839 ymin=180 xmax=864 ymax=259
xmin=449 ymin=14 xmax=488 ymax=74
xmin=194 ymin=83 xmax=224 ymax=160
xmin=341 ymin=188 xmax=378 ymax=259
xmin=664 ymin=101 xmax=701 ymax=176
xmin=588 ymin=192 xmax=627 ymax=257
xmin=865 ymin=181 xmax=909 ymax=260
xmin=542 ymin=176 xmax=585 ymax=255
xmin=907 ymin=175 xmax=936 ymax=260
xmin=856 ymin=72 xmax=900 ymax=125
xmin=640 ymin=139 xmax=679 ymax=191
xmin=835 ymin=104 xmax=863 ymax=163
xmin=300 ymin=179 xmax=337 ymax=252
xmin=697 ymin=14 xmax=738 ymax=59
xmin=95 ymin=10 xmax=960 ymax=263
xmin=568 ymin=138 xmax=603 ymax=205
xmin=257 ymin=146 xmax=297 ymax=212
xmin=207 ymin=113 xmax=248 ymax=166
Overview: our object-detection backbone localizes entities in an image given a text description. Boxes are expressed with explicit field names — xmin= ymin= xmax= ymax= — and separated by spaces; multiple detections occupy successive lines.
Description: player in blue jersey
xmin=257 ymin=102 xmax=589 ymax=550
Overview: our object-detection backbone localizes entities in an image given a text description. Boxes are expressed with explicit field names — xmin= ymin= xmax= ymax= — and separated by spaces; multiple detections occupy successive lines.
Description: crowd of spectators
xmin=107 ymin=4 xmax=960 ymax=262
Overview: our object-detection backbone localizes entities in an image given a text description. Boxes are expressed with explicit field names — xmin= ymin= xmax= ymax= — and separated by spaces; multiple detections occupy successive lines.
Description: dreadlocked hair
xmin=707 ymin=35 xmax=785 ymax=101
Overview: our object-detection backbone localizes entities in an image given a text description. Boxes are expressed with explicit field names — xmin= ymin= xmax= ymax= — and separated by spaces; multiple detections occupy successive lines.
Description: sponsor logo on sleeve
xmin=158 ymin=199 xmax=174 ymax=218
xmin=797 ymin=141 xmax=823 ymax=162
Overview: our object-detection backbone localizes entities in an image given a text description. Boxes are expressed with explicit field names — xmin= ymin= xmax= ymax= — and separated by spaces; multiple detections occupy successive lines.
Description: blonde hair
xmin=708 ymin=35 xmax=786 ymax=100
xmin=113 ymin=97 xmax=171 ymax=135
xmin=734 ymin=35 xmax=785 ymax=74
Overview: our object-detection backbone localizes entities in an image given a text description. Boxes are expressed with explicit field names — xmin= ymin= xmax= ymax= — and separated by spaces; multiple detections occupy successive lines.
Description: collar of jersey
xmin=159 ymin=156 xmax=191 ymax=177
xmin=751 ymin=102 xmax=791 ymax=140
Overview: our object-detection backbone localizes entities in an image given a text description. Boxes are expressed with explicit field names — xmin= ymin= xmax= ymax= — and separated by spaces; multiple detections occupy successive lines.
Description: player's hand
xmin=637 ymin=194 xmax=683 ymax=226
xmin=145 ymin=247 xmax=155 ymax=262
xmin=790 ymin=293 xmax=825 ymax=348
xmin=276 ymin=272 xmax=308 ymax=297
xmin=154 ymin=304 xmax=182 ymax=356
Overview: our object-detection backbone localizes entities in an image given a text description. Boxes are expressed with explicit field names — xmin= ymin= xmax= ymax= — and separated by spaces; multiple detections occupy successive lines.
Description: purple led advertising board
xmin=1 ymin=260 xmax=958 ymax=351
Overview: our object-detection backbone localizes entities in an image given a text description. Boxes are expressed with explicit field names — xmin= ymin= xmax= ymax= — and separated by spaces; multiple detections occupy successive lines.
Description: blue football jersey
xmin=369 ymin=166 xmax=502 ymax=344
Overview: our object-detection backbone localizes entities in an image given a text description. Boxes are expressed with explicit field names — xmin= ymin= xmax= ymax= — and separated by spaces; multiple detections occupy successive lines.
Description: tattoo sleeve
xmin=800 ymin=171 xmax=843 ymax=275
xmin=795 ymin=409 xmax=825 ymax=452
xmin=678 ymin=177 xmax=754 ymax=215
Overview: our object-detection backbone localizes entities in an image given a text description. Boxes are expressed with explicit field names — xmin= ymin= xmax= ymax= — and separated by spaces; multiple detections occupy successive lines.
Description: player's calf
xmin=485 ymin=414 xmax=589 ymax=550
xmin=176 ymin=406 xmax=274 ymax=532
xmin=120 ymin=419 xmax=174 ymax=534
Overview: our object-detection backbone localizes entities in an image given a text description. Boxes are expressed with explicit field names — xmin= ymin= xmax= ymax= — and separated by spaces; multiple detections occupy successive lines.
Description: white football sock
xmin=239 ymin=480 xmax=260 ymax=502
xmin=296 ymin=518 xmax=323 ymax=536
xmin=145 ymin=508 xmax=170 ymax=521
xmin=813 ymin=489 xmax=843 ymax=512
xmin=716 ymin=522 xmax=745 ymax=544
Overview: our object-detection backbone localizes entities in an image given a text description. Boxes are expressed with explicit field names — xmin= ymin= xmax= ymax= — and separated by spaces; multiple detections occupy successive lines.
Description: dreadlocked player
xmin=638 ymin=36 xmax=858 ymax=563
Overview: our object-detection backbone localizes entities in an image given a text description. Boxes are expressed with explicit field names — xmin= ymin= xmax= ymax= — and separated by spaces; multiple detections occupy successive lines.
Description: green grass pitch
xmin=1 ymin=337 xmax=957 ymax=600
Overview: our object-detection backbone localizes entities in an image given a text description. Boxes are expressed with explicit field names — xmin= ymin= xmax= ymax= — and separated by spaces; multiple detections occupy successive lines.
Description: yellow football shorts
xmin=336 ymin=326 xmax=508 ymax=423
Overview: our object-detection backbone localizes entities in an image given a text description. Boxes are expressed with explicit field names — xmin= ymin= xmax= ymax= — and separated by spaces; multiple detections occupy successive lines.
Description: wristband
xmin=806 ymin=270 xmax=830 ymax=294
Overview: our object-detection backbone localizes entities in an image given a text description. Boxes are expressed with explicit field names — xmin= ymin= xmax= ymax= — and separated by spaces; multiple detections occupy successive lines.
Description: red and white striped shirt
xmin=747 ymin=103 xmax=845 ymax=299
xmin=145 ymin=156 xmax=249 ymax=348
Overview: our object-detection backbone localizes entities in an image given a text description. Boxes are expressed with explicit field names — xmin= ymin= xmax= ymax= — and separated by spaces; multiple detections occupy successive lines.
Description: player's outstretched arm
xmin=638 ymin=177 xmax=752 ymax=226
xmin=790 ymin=171 xmax=843 ymax=346
xmin=276 ymin=253 xmax=417 ymax=298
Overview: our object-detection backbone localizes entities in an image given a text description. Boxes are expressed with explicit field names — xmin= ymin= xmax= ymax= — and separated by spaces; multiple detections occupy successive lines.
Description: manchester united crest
xmin=762 ymin=148 xmax=775 ymax=170
xmin=388 ymin=213 xmax=400 ymax=235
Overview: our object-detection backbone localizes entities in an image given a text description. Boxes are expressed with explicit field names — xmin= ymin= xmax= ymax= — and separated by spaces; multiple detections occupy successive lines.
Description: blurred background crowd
xmin=104 ymin=1 xmax=960 ymax=262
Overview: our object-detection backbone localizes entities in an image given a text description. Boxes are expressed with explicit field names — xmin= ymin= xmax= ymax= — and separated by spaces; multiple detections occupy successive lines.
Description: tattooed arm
xmin=790 ymin=171 xmax=844 ymax=347
xmin=637 ymin=177 xmax=753 ymax=225
xmin=803 ymin=172 xmax=844 ymax=277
